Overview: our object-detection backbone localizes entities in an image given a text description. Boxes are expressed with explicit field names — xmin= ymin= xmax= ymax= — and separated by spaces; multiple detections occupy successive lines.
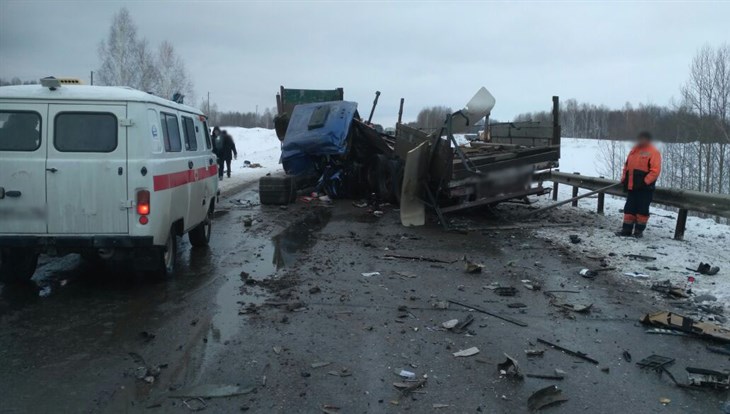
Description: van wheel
xmin=150 ymin=230 xmax=177 ymax=279
xmin=189 ymin=206 xmax=213 ymax=247
xmin=0 ymin=248 xmax=39 ymax=283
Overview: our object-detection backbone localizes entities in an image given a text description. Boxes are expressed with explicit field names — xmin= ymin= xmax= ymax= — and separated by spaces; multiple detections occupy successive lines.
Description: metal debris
xmin=636 ymin=354 xmax=675 ymax=370
xmin=537 ymin=338 xmax=599 ymax=365
xmin=448 ymin=299 xmax=528 ymax=327
xmin=527 ymin=385 xmax=568 ymax=412
xmin=453 ymin=347 xmax=480 ymax=357
xmin=497 ymin=353 xmax=523 ymax=379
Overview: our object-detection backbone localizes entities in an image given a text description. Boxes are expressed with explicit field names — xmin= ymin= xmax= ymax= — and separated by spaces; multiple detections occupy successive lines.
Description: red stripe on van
xmin=153 ymin=165 xmax=218 ymax=191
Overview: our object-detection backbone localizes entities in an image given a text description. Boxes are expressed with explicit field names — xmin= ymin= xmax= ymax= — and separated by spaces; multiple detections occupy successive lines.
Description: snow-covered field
xmin=215 ymin=127 xmax=283 ymax=194
xmin=536 ymin=138 xmax=730 ymax=308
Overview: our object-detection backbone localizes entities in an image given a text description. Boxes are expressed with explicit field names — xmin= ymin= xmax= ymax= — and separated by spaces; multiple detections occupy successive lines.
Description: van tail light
xmin=136 ymin=190 xmax=150 ymax=216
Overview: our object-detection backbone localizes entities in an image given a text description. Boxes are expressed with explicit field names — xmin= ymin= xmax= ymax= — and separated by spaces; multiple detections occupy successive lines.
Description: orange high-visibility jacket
xmin=622 ymin=143 xmax=661 ymax=190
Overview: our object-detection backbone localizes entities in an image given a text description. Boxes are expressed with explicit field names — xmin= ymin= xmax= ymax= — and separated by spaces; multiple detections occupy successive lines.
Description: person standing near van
xmin=618 ymin=131 xmax=661 ymax=238
xmin=213 ymin=129 xmax=237 ymax=179
xmin=211 ymin=127 xmax=225 ymax=179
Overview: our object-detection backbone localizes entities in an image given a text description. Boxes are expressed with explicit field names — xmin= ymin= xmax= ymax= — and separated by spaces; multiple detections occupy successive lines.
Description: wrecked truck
xmin=261 ymin=86 xmax=560 ymax=227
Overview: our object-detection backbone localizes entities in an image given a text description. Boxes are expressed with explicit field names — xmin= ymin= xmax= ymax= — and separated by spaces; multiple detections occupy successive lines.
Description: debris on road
xmin=686 ymin=367 xmax=730 ymax=388
xmin=569 ymin=234 xmax=581 ymax=244
xmin=442 ymin=319 xmax=459 ymax=329
xmin=622 ymin=351 xmax=632 ymax=363
xmin=526 ymin=373 xmax=564 ymax=381
xmin=383 ymin=253 xmax=457 ymax=264
xmin=463 ymin=257 xmax=484 ymax=273
xmin=537 ymin=338 xmax=599 ymax=364
xmin=636 ymin=354 xmax=675 ymax=370
xmin=659 ymin=397 xmax=671 ymax=406
xmin=494 ymin=287 xmax=517 ymax=296
xmin=527 ymin=385 xmax=568 ymax=411
xmin=448 ymin=299 xmax=528 ymax=327
xmin=641 ymin=311 xmax=730 ymax=342
xmin=361 ymin=271 xmax=380 ymax=277
xmin=525 ymin=349 xmax=545 ymax=357
xmin=432 ymin=300 xmax=449 ymax=310
xmin=579 ymin=267 xmax=615 ymax=279
xmin=624 ymin=254 xmax=657 ymax=261
xmin=396 ymin=369 xmax=416 ymax=379
xmin=442 ymin=315 xmax=475 ymax=333
xmin=497 ymin=353 xmax=523 ymax=379
xmin=624 ymin=272 xmax=649 ymax=279
xmin=169 ymin=384 xmax=256 ymax=398
xmin=310 ymin=362 xmax=331 ymax=369
xmin=393 ymin=378 xmax=427 ymax=395
xmin=688 ymin=262 xmax=720 ymax=275
xmin=453 ymin=347 xmax=480 ymax=357
xmin=650 ymin=280 xmax=689 ymax=298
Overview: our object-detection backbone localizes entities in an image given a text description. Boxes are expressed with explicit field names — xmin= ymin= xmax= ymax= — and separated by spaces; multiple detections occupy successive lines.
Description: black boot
xmin=616 ymin=222 xmax=633 ymax=237
xmin=634 ymin=223 xmax=646 ymax=238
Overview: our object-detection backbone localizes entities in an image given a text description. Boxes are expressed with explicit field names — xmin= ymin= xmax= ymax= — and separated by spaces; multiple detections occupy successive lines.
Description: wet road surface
xmin=1 ymin=184 xmax=728 ymax=413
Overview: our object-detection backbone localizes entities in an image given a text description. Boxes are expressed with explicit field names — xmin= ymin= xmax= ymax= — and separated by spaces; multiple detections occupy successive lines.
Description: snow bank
xmin=534 ymin=138 xmax=730 ymax=308
xmin=216 ymin=127 xmax=283 ymax=194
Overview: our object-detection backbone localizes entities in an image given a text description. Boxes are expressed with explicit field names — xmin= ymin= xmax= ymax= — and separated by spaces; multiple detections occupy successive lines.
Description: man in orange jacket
xmin=618 ymin=131 xmax=661 ymax=238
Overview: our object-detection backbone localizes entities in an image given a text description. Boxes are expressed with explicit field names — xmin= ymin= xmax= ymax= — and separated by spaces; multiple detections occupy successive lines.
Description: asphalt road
xmin=0 ymin=184 xmax=728 ymax=413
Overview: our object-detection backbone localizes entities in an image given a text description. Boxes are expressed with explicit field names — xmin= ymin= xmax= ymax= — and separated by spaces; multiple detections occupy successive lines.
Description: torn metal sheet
xmin=497 ymin=353 xmax=523 ymax=379
xmin=641 ymin=311 xmax=730 ymax=342
xmin=686 ymin=367 xmax=730 ymax=388
xmin=527 ymin=385 xmax=568 ymax=412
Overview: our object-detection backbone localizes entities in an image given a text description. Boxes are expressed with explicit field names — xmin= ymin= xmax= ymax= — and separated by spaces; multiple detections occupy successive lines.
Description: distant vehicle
xmin=0 ymin=78 xmax=218 ymax=282
xmin=384 ymin=127 xmax=396 ymax=137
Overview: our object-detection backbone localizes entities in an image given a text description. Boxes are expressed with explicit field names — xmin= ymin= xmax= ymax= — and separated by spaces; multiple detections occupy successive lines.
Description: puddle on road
xmin=270 ymin=207 xmax=332 ymax=270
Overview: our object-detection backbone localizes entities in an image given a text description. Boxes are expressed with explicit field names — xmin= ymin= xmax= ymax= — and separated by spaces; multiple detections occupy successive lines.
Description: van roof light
xmin=40 ymin=76 xmax=62 ymax=90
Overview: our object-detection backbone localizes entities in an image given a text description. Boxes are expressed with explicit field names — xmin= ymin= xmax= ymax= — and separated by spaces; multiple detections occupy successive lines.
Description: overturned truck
xmin=262 ymin=86 xmax=561 ymax=227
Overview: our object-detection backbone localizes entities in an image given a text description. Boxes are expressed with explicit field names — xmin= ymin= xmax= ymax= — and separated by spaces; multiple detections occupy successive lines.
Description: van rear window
xmin=182 ymin=116 xmax=197 ymax=151
xmin=160 ymin=112 xmax=182 ymax=152
xmin=55 ymin=112 xmax=117 ymax=152
xmin=0 ymin=111 xmax=41 ymax=151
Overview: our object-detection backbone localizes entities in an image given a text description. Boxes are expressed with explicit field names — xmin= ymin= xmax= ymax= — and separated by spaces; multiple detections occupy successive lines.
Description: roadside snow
xmin=534 ymin=138 xmax=730 ymax=308
xmin=216 ymin=127 xmax=283 ymax=194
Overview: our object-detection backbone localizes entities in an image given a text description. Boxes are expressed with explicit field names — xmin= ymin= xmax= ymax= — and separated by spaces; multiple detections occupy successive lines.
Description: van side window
xmin=181 ymin=116 xmax=197 ymax=151
xmin=203 ymin=121 xmax=212 ymax=149
xmin=0 ymin=111 xmax=41 ymax=151
xmin=160 ymin=112 xmax=182 ymax=152
xmin=55 ymin=112 xmax=117 ymax=152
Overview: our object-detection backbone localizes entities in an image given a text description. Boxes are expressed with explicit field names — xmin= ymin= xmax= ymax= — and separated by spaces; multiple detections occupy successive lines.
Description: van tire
xmin=189 ymin=206 xmax=213 ymax=247
xmin=0 ymin=248 xmax=39 ymax=283
xmin=149 ymin=230 xmax=177 ymax=279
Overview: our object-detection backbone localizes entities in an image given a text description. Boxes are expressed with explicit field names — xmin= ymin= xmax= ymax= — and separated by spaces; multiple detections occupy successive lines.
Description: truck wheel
xmin=189 ymin=206 xmax=213 ymax=247
xmin=0 ymin=248 xmax=39 ymax=283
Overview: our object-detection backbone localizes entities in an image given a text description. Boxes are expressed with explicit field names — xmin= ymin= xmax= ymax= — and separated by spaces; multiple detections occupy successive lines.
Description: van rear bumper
xmin=0 ymin=235 xmax=154 ymax=248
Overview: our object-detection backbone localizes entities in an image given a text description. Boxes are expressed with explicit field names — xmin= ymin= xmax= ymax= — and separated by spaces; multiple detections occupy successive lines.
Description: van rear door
xmin=46 ymin=104 xmax=128 ymax=234
xmin=0 ymin=103 xmax=47 ymax=234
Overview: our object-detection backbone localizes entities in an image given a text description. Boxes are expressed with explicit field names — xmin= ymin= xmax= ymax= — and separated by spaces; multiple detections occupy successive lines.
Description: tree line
xmin=518 ymin=44 xmax=730 ymax=197
xmin=204 ymin=102 xmax=278 ymax=129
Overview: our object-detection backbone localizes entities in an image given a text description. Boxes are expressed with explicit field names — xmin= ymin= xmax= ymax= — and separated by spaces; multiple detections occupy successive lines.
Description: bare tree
xmin=97 ymin=8 xmax=152 ymax=89
xmin=155 ymin=41 xmax=193 ymax=102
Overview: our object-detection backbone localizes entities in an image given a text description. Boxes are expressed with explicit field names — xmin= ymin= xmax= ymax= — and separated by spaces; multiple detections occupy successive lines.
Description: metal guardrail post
xmin=571 ymin=172 xmax=580 ymax=207
xmin=674 ymin=209 xmax=688 ymax=241
xmin=552 ymin=182 xmax=559 ymax=201
xmin=597 ymin=192 xmax=605 ymax=215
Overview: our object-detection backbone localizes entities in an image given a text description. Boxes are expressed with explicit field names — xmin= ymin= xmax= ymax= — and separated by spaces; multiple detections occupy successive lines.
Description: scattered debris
xmin=432 ymin=403 xmax=450 ymax=409
xmin=463 ymin=257 xmax=484 ymax=274
xmin=527 ymin=385 xmax=568 ymax=412
xmin=508 ymin=302 xmax=528 ymax=309
xmin=706 ymin=345 xmax=730 ymax=356
xmin=645 ymin=328 xmax=689 ymax=337
xmin=641 ymin=311 xmax=730 ymax=342
xmin=623 ymin=272 xmax=649 ymax=279
xmin=537 ymin=338 xmax=599 ymax=364
xmin=432 ymin=300 xmax=449 ymax=310
xmin=383 ymin=253 xmax=456 ymax=264
xmin=453 ymin=347 xmax=480 ymax=357
xmin=448 ymin=299 xmax=528 ymax=327
xmin=686 ymin=367 xmax=730 ymax=388
xmin=169 ymin=384 xmax=256 ymax=398
xmin=625 ymin=254 xmax=657 ymax=261
xmin=272 ymin=346 xmax=283 ymax=355
xmin=494 ymin=287 xmax=518 ymax=296
xmin=361 ymin=272 xmax=380 ymax=277
xmin=622 ymin=351 xmax=632 ymax=363
xmin=650 ymin=280 xmax=689 ymax=298
xmin=569 ymin=234 xmax=581 ymax=244
xmin=327 ymin=368 xmax=352 ymax=377
xmin=393 ymin=378 xmax=427 ymax=395
xmin=579 ymin=267 xmax=615 ymax=279
xmin=497 ymin=353 xmax=523 ymax=379
xmin=309 ymin=286 xmax=322 ymax=294
xmin=659 ymin=397 xmax=671 ymax=406
xmin=525 ymin=349 xmax=545 ymax=357
xmin=442 ymin=319 xmax=459 ymax=329
xmin=636 ymin=354 xmax=675 ymax=370
xmin=396 ymin=369 xmax=416 ymax=379
xmin=310 ymin=362 xmax=331 ymax=369
xmin=396 ymin=271 xmax=418 ymax=279
xmin=688 ymin=262 xmax=720 ymax=275
xmin=526 ymin=373 xmax=564 ymax=380
xmin=551 ymin=300 xmax=592 ymax=313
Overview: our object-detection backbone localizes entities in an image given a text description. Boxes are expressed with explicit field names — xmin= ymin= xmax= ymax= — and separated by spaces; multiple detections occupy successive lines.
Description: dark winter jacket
xmin=213 ymin=133 xmax=237 ymax=161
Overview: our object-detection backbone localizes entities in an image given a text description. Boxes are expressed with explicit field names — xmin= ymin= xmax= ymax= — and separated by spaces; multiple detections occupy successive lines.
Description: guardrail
xmin=549 ymin=171 xmax=730 ymax=240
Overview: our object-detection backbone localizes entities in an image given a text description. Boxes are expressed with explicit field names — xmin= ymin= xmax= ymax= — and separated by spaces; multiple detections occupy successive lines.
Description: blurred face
xmin=636 ymin=134 xmax=650 ymax=146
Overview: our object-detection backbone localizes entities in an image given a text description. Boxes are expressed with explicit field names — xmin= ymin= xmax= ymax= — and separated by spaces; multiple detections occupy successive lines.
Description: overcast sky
xmin=1 ymin=1 xmax=728 ymax=126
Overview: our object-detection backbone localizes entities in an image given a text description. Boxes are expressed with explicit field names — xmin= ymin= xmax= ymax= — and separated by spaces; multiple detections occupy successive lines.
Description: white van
xmin=0 ymin=80 xmax=218 ymax=281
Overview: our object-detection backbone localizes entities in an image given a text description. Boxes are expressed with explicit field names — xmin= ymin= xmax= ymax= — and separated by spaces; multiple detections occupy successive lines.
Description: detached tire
xmin=189 ymin=205 xmax=213 ymax=247
xmin=0 ymin=248 xmax=39 ymax=283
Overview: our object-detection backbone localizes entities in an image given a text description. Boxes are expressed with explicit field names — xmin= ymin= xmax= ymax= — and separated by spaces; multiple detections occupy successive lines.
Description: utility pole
xmin=207 ymin=92 xmax=210 ymax=115
xmin=90 ymin=71 xmax=94 ymax=85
